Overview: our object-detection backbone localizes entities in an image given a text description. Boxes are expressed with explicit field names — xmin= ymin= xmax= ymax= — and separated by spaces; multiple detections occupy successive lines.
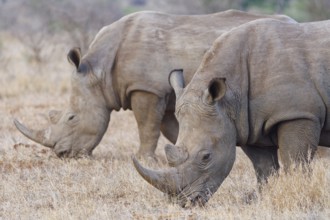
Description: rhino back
xmin=82 ymin=11 xmax=295 ymax=109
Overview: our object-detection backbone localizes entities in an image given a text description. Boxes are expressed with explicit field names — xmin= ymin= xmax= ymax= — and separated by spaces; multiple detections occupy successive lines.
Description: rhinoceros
xmin=133 ymin=18 xmax=330 ymax=207
xmin=14 ymin=10 xmax=295 ymax=158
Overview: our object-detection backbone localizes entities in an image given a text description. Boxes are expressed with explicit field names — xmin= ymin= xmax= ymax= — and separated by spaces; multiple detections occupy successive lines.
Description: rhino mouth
xmin=54 ymin=145 xmax=68 ymax=158
xmin=176 ymin=176 xmax=214 ymax=207
xmin=177 ymin=188 xmax=213 ymax=208
xmin=55 ymin=149 xmax=71 ymax=158
xmin=53 ymin=141 xmax=74 ymax=158
xmin=54 ymin=143 xmax=94 ymax=158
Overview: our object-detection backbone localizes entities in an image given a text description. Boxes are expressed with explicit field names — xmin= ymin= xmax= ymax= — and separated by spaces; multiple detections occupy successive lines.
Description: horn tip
xmin=13 ymin=118 xmax=22 ymax=128
xmin=168 ymin=69 xmax=183 ymax=87
xmin=131 ymin=154 xmax=139 ymax=168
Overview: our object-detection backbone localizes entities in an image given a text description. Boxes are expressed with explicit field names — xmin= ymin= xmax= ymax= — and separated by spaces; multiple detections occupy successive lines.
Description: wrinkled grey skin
xmin=14 ymin=10 xmax=296 ymax=158
xmin=133 ymin=19 xmax=330 ymax=207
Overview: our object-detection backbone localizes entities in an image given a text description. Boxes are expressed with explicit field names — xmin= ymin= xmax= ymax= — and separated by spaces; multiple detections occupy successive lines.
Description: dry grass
xmin=0 ymin=33 xmax=329 ymax=219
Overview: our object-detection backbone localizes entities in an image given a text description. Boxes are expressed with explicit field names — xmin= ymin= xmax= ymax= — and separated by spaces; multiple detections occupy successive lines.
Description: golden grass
xmin=0 ymin=32 xmax=71 ymax=98
xmin=0 ymin=33 xmax=329 ymax=219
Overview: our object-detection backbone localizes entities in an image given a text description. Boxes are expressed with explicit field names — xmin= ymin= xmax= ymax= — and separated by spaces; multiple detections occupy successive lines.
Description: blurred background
xmin=1 ymin=0 xmax=330 ymax=52
xmin=0 ymin=0 xmax=329 ymax=97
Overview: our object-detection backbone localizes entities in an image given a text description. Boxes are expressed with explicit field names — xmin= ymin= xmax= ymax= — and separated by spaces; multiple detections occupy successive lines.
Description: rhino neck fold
xmin=83 ymin=22 xmax=125 ymax=112
xmin=99 ymin=66 xmax=121 ymax=111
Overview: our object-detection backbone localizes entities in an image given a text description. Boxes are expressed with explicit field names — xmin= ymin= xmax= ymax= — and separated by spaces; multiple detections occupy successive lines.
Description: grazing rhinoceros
xmin=14 ymin=10 xmax=295 ymax=158
xmin=133 ymin=18 xmax=330 ymax=207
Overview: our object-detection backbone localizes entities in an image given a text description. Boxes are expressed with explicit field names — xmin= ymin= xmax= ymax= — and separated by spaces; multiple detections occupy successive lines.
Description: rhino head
xmin=14 ymin=48 xmax=113 ymax=158
xmin=133 ymin=70 xmax=238 ymax=207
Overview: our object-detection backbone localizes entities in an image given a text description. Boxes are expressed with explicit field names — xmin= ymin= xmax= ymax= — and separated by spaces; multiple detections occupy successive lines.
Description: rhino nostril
xmin=68 ymin=115 xmax=75 ymax=121
xmin=57 ymin=151 xmax=66 ymax=158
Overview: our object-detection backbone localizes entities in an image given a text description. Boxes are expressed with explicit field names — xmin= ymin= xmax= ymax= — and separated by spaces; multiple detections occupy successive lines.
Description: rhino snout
xmin=53 ymin=143 xmax=72 ymax=158
xmin=177 ymin=186 xmax=213 ymax=208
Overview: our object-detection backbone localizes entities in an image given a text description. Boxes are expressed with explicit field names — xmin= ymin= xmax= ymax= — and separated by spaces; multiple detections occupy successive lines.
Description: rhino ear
xmin=67 ymin=47 xmax=81 ymax=70
xmin=169 ymin=69 xmax=184 ymax=98
xmin=49 ymin=110 xmax=63 ymax=124
xmin=204 ymin=78 xmax=226 ymax=104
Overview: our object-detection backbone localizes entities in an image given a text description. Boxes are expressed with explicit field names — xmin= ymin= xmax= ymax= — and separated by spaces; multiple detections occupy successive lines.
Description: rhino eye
xmin=68 ymin=115 xmax=75 ymax=121
xmin=202 ymin=153 xmax=211 ymax=161
xmin=196 ymin=150 xmax=212 ymax=166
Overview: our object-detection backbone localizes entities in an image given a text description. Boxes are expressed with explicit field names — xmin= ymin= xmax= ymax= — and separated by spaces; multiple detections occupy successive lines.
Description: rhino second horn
xmin=165 ymin=144 xmax=188 ymax=167
xmin=169 ymin=69 xmax=184 ymax=98
xmin=132 ymin=155 xmax=180 ymax=196
xmin=14 ymin=119 xmax=55 ymax=148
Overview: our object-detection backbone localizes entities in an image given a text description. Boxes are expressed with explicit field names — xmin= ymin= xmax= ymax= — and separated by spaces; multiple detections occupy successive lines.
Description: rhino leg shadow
xmin=160 ymin=112 xmax=179 ymax=144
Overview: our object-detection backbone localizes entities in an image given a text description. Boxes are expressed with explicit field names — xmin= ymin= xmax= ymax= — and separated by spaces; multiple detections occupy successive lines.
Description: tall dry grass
xmin=0 ymin=33 xmax=329 ymax=219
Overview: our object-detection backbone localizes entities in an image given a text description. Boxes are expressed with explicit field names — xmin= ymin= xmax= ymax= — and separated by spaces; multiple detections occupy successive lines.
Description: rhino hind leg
xmin=277 ymin=119 xmax=320 ymax=171
xmin=160 ymin=112 xmax=178 ymax=144
xmin=241 ymin=145 xmax=280 ymax=184
xmin=131 ymin=91 xmax=167 ymax=159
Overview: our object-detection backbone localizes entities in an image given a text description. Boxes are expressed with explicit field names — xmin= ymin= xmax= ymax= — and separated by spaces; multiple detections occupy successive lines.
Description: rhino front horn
xmin=132 ymin=155 xmax=181 ymax=196
xmin=14 ymin=119 xmax=55 ymax=148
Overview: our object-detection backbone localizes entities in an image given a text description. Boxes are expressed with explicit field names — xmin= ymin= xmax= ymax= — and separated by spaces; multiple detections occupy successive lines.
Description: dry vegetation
xmin=0 ymin=33 xmax=329 ymax=220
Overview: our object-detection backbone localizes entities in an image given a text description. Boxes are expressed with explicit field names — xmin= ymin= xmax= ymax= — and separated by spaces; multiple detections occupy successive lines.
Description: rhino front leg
xmin=277 ymin=119 xmax=319 ymax=171
xmin=241 ymin=145 xmax=280 ymax=184
xmin=131 ymin=91 xmax=167 ymax=159
xmin=160 ymin=112 xmax=179 ymax=144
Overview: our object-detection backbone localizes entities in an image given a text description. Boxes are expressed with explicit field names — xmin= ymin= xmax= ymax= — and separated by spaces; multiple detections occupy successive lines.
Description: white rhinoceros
xmin=14 ymin=10 xmax=295 ymax=158
xmin=134 ymin=18 xmax=330 ymax=207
